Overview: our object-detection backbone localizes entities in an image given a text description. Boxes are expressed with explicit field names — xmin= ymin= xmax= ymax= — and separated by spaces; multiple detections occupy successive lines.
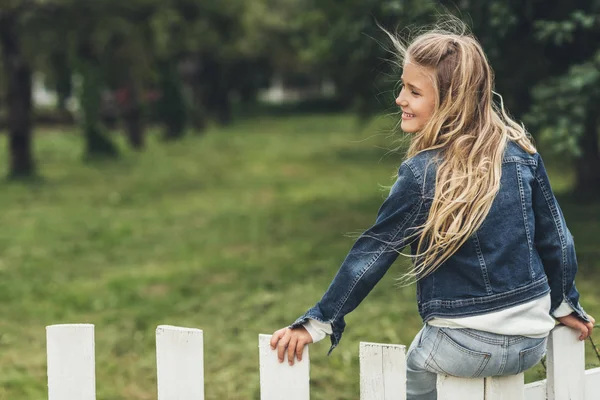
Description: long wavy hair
xmin=386 ymin=20 xmax=536 ymax=282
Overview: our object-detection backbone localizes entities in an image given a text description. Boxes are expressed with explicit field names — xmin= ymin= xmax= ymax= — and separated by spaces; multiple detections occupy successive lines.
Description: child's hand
xmin=557 ymin=313 xmax=595 ymax=340
xmin=269 ymin=326 xmax=313 ymax=365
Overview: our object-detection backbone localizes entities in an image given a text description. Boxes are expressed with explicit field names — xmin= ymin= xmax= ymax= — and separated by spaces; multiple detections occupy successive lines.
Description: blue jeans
xmin=406 ymin=324 xmax=548 ymax=400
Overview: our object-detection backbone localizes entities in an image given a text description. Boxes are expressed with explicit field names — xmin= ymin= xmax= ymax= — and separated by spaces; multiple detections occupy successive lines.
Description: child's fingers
xmin=296 ymin=340 xmax=305 ymax=361
xmin=584 ymin=321 xmax=594 ymax=339
xmin=271 ymin=327 xmax=311 ymax=364
xmin=558 ymin=314 xmax=592 ymax=340
xmin=270 ymin=328 xmax=285 ymax=349
xmin=287 ymin=336 xmax=298 ymax=365
xmin=277 ymin=331 xmax=291 ymax=362
xmin=577 ymin=320 xmax=590 ymax=340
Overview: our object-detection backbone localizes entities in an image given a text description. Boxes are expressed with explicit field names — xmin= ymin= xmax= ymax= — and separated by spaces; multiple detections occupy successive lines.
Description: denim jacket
xmin=290 ymin=141 xmax=588 ymax=354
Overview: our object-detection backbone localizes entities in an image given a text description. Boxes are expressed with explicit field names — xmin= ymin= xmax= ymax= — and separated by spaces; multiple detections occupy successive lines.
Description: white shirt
xmin=302 ymin=293 xmax=575 ymax=343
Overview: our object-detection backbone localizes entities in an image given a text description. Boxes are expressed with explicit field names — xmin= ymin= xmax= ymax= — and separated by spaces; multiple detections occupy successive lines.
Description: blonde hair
xmin=386 ymin=19 xmax=536 ymax=281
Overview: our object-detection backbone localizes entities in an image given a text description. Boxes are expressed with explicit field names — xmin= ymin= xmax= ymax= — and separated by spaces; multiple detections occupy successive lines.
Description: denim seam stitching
xmin=516 ymin=164 xmax=535 ymax=279
xmin=404 ymin=160 xmax=425 ymax=199
xmin=518 ymin=338 xmax=547 ymax=373
xmin=472 ymin=232 xmax=493 ymax=295
xmin=499 ymin=336 xmax=509 ymax=375
xmin=405 ymin=160 xmax=422 ymax=182
xmin=457 ymin=329 xmax=504 ymax=345
xmin=432 ymin=330 xmax=491 ymax=378
xmin=520 ymin=338 xmax=546 ymax=357
xmin=424 ymin=330 xmax=443 ymax=371
xmin=420 ymin=277 xmax=548 ymax=310
xmin=420 ymin=285 xmax=550 ymax=319
xmin=502 ymin=156 xmax=537 ymax=166
xmin=534 ymin=173 xmax=568 ymax=299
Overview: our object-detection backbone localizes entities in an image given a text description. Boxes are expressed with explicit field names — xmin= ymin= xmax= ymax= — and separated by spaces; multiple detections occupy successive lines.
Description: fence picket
xmin=523 ymin=379 xmax=546 ymax=400
xmin=547 ymin=325 xmax=585 ymax=400
xmin=484 ymin=373 xmax=524 ymax=399
xmin=258 ymin=334 xmax=310 ymax=400
xmin=437 ymin=375 xmax=484 ymax=400
xmin=359 ymin=342 xmax=406 ymax=400
xmin=46 ymin=324 xmax=96 ymax=400
xmin=41 ymin=324 xmax=599 ymax=400
xmin=156 ymin=325 xmax=204 ymax=400
xmin=584 ymin=367 xmax=600 ymax=399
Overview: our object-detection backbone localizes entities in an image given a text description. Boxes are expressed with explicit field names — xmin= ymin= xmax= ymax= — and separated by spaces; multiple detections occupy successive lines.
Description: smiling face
xmin=395 ymin=61 xmax=437 ymax=133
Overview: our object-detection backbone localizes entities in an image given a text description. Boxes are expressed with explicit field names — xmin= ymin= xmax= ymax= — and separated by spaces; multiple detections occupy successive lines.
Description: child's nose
xmin=396 ymin=95 xmax=406 ymax=107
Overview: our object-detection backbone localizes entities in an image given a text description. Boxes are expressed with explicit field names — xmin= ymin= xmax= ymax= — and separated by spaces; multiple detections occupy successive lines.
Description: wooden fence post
xmin=546 ymin=325 xmax=585 ymax=400
xmin=359 ymin=342 xmax=406 ymax=400
xmin=484 ymin=373 xmax=524 ymax=399
xmin=584 ymin=367 xmax=600 ymax=399
xmin=523 ymin=379 xmax=547 ymax=400
xmin=42 ymin=322 xmax=600 ymax=400
xmin=156 ymin=325 xmax=204 ymax=400
xmin=437 ymin=376 xmax=484 ymax=400
xmin=46 ymin=324 xmax=96 ymax=400
xmin=258 ymin=334 xmax=310 ymax=400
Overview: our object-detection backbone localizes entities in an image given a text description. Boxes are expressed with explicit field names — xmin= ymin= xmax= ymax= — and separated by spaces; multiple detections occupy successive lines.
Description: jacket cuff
xmin=572 ymin=303 xmax=590 ymax=323
xmin=555 ymin=299 xmax=590 ymax=323
xmin=289 ymin=308 xmax=343 ymax=355
xmin=552 ymin=300 xmax=575 ymax=318
xmin=302 ymin=319 xmax=332 ymax=343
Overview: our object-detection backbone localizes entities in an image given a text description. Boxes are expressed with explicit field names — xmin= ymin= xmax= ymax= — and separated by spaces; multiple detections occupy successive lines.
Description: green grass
xmin=0 ymin=114 xmax=598 ymax=399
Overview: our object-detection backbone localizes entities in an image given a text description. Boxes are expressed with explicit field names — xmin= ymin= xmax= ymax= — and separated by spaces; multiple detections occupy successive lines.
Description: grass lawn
xmin=0 ymin=114 xmax=598 ymax=399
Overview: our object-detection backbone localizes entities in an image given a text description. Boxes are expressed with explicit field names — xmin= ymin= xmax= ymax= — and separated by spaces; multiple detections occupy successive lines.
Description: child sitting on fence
xmin=270 ymin=18 xmax=595 ymax=400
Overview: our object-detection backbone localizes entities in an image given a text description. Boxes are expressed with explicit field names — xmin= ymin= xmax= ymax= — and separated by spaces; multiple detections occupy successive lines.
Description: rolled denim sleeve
xmin=532 ymin=153 xmax=589 ymax=322
xmin=289 ymin=162 xmax=423 ymax=354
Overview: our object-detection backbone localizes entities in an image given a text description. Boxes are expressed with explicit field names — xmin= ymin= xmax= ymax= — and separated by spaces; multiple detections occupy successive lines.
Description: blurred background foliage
xmin=0 ymin=1 xmax=599 ymax=399
xmin=0 ymin=0 xmax=598 ymax=197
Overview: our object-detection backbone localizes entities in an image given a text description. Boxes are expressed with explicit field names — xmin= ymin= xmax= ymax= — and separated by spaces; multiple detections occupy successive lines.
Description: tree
xmin=76 ymin=35 xmax=120 ymax=159
xmin=524 ymin=5 xmax=600 ymax=199
xmin=0 ymin=3 xmax=35 ymax=179
xmin=100 ymin=2 xmax=155 ymax=150
xmin=270 ymin=0 xmax=443 ymax=119
xmin=32 ymin=0 xmax=121 ymax=159
xmin=34 ymin=1 xmax=158 ymax=155
xmin=429 ymin=1 xmax=600 ymax=199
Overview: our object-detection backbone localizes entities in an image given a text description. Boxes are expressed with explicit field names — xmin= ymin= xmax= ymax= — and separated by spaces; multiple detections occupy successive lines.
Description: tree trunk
xmin=0 ymin=12 xmax=35 ymax=179
xmin=202 ymin=58 xmax=232 ymax=127
xmin=123 ymin=81 xmax=144 ymax=150
xmin=78 ymin=40 xmax=119 ymax=159
xmin=52 ymin=50 xmax=72 ymax=112
xmin=190 ymin=84 xmax=207 ymax=133
xmin=574 ymin=103 xmax=600 ymax=200
xmin=215 ymin=91 xmax=232 ymax=126
xmin=215 ymin=63 xmax=233 ymax=126
xmin=189 ymin=74 xmax=207 ymax=133
xmin=158 ymin=61 xmax=187 ymax=140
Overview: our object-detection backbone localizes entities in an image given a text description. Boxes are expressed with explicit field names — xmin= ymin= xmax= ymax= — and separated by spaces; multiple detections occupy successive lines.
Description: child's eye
xmin=400 ymin=82 xmax=419 ymax=96
xmin=399 ymin=82 xmax=419 ymax=96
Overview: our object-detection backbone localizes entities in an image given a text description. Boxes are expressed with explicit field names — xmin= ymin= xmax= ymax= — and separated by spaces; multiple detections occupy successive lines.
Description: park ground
xmin=0 ymin=114 xmax=598 ymax=399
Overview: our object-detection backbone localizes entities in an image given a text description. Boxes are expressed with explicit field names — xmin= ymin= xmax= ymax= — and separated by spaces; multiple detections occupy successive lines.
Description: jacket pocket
xmin=425 ymin=329 xmax=491 ymax=378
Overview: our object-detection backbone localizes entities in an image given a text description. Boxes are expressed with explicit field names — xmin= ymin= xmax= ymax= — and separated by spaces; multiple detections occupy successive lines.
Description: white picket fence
xmin=45 ymin=324 xmax=600 ymax=399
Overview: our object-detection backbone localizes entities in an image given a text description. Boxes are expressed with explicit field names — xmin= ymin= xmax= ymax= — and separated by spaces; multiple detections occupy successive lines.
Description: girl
xmin=270 ymin=21 xmax=595 ymax=399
